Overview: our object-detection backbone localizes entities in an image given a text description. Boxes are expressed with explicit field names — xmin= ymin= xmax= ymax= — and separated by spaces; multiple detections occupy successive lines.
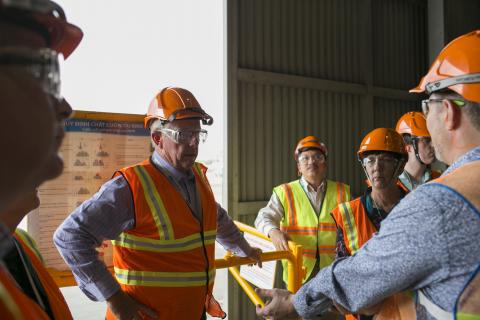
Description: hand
xmin=255 ymin=288 xmax=299 ymax=319
xmin=247 ymin=247 xmax=263 ymax=268
xmin=107 ymin=290 xmax=158 ymax=320
xmin=268 ymin=229 xmax=291 ymax=251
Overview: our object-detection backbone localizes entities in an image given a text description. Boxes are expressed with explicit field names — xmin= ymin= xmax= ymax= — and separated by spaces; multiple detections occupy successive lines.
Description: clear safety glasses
xmin=160 ymin=128 xmax=208 ymax=144
xmin=298 ymin=153 xmax=326 ymax=164
xmin=362 ymin=154 xmax=398 ymax=168
xmin=0 ymin=47 xmax=62 ymax=102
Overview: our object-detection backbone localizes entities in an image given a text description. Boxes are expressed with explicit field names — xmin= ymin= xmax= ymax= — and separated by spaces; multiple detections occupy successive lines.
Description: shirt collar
xmin=300 ymin=176 xmax=326 ymax=193
xmin=151 ymin=151 xmax=194 ymax=181
xmin=443 ymin=146 xmax=480 ymax=175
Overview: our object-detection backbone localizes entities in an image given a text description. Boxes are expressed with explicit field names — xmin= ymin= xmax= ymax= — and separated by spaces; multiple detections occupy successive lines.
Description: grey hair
xmin=463 ymin=100 xmax=480 ymax=131
xmin=149 ymin=119 xmax=172 ymax=148
xmin=436 ymin=91 xmax=480 ymax=131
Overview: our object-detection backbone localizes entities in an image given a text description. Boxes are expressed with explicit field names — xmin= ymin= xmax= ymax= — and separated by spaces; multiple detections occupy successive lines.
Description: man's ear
xmin=405 ymin=144 xmax=414 ymax=154
xmin=444 ymin=100 xmax=462 ymax=130
xmin=152 ymin=132 xmax=162 ymax=147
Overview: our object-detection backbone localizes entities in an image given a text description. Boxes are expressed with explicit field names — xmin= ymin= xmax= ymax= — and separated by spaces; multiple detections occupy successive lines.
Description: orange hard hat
xmin=396 ymin=111 xmax=430 ymax=137
xmin=294 ymin=136 xmax=328 ymax=160
xmin=358 ymin=128 xmax=407 ymax=158
xmin=0 ymin=0 xmax=83 ymax=59
xmin=144 ymin=87 xmax=213 ymax=128
xmin=410 ymin=30 xmax=480 ymax=103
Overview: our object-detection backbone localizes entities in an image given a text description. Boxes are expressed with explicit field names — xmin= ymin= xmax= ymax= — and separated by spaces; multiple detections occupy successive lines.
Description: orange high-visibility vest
xmin=13 ymin=229 xmax=73 ymax=320
xmin=331 ymin=195 xmax=415 ymax=320
xmin=0 ymin=266 xmax=50 ymax=320
xmin=331 ymin=197 xmax=376 ymax=256
xmin=109 ymin=160 xmax=219 ymax=320
xmin=420 ymin=160 xmax=480 ymax=320
xmin=275 ymin=179 xmax=350 ymax=283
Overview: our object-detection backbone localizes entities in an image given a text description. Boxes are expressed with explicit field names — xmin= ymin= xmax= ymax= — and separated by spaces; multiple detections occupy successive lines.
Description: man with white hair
xmin=55 ymin=87 xmax=262 ymax=320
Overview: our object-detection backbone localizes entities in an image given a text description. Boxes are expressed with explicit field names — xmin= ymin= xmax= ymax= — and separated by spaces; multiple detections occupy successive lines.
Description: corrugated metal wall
xmin=227 ymin=1 xmax=427 ymax=318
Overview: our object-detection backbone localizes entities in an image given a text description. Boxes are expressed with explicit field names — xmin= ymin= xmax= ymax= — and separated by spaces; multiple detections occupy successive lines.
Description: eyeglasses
xmin=362 ymin=155 xmax=398 ymax=168
xmin=298 ymin=154 xmax=325 ymax=164
xmin=160 ymin=128 xmax=208 ymax=144
xmin=421 ymin=98 xmax=466 ymax=116
xmin=414 ymin=136 xmax=432 ymax=144
xmin=0 ymin=47 xmax=62 ymax=102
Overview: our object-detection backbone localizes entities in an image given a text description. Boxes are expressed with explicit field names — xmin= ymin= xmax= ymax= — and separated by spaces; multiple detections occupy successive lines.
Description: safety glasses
xmin=160 ymin=128 xmax=208 ymax=144
xmin=421 ymin=98 xmax=466 ymax=116
xmin=362 ymin=154 xmax=398 ymax=168
xmin=298 ymin=153 xmax=326 ymax=164
xmin=0 ymin=47 xmax=62 ymax=102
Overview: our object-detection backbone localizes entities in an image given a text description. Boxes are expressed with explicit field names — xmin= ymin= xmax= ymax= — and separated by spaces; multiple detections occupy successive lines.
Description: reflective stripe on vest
xmin=0 ymin=266 xmax=50 ymax=320
xmin=113 ymin=229 xmax=216 ymax=252
xmin=0 ymin=278 xmax=22 ymax=319
xmin=14 ymin=229 xmax=43 ymax=263
xmin=418 ymin=291 xmax=452 ymax=320
xmin=111 ymin=160 xmax=218 ymax=319
xmin=133 ymin=165 xmax=174 ymax=240
xmin=275 ymin=179 xmax=350 ymax=282
xmin=114 ymin=267 xmax=216 ymax=287
xmin=332 ymin=197 xmax=415 ymax=320
xmin=13 ymin=232 xmax=74 ymax=320
xmin=337 ymin=201 xmax=361 ymax=254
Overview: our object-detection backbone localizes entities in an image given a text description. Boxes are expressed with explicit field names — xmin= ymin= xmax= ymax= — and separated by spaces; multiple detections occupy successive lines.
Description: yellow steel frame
xmin=47 ymin=221 xmax=305 ymax=308
xmin=220 ymin=221 xmax=304 ymax=307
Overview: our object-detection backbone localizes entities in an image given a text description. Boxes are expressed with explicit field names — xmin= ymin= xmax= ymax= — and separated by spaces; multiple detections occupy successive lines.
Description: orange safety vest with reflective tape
xmin=418 ymin=160 xmax=480 ymax=320
xmin=13 ymin=229 xmax=73 ymax=320
xmin=274 ymin=179 xmax=350 ymax=283
xmin=109 ymin=159 xmax=220 ymax=320
xmin=0 ymin=265 xmax=50 ymax=320
xmin=331 ymin=194 xmax=415 ymax=320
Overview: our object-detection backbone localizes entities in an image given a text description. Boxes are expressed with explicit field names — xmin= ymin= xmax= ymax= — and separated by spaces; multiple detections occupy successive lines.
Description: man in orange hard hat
xmin=0 ymin=0 xmax=82 ymax=210
xmin=0 ymin=1 xmax=82 ymax=319
xmin=255 ymin=136 xmax=350 ymax=287
xmin=395 ymin=111 xmax=440 ymax=190
xmin=256 ymin=30 xmax=480 ymax=320
xmin=55 ymin=87 xmax=262 ymax=320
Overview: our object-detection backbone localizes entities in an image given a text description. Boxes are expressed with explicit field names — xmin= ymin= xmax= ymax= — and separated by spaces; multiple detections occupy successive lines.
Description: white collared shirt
xmin=254 ymin=176 xmax=326 ymax=237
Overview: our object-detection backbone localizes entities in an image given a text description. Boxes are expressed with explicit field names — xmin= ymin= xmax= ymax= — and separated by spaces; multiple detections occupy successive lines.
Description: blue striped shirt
xmin=54 ymin=152 xmax=253 ymax=301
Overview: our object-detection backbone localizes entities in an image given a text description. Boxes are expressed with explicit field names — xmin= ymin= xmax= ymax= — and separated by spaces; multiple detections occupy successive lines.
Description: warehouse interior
xmin=225 ymin=0 xmax=479 ymax=318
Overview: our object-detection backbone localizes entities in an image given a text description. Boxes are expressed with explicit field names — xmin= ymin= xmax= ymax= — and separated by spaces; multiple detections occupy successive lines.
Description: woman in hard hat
xmin=331 ymin=128 xmax=413 ymax=320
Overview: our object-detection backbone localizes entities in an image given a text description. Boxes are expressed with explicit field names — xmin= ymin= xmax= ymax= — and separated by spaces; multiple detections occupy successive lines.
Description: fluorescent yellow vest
xmin=274 ymin=179 xmax=350 ymax=283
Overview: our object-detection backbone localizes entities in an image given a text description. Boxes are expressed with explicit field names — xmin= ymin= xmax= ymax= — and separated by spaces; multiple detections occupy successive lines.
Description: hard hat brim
xmin=34 ymin=13 xmax=83 ymax=59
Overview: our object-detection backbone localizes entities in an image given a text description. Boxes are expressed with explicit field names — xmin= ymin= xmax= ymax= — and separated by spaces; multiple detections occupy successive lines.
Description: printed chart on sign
xmin=27 ymin=111 xmax=151 ymax=270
